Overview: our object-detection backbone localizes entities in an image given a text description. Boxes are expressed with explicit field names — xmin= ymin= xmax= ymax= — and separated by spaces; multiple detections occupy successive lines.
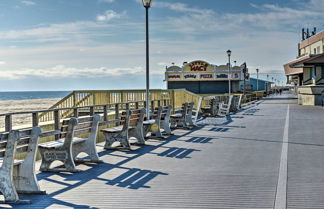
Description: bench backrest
xmin=187 ymin=102 xmax=194 ymax=115
xmin=159 ymin=105 xmax=172 ymax=120
xmin=0 ymin=127 xmax=42 ymax=160
xmin=180 ymin=103 xmax=189 ymax=117
xmin=129 ymin=108 xmax=145 ymax=126
xmin=118 ymin=109 xmax=131 ymax=132
xmin=151 ymin=106 xmax=162 ymax=120
xmin=60 ymin=114 xmax=100 ymax=139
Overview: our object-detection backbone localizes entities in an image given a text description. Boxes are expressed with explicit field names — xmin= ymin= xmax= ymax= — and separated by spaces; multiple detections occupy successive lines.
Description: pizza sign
xmin=200 ymin=74 xmax=213 ymax=79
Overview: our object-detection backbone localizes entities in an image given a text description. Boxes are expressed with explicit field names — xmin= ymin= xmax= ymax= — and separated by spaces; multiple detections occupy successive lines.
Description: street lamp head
xmin=226 ymin=49 xmax=231 ymax=57
xmin=142 ymin=0 xmax=152 ymax=8
xmin=256 ymin=68 xmax=259 ymax=73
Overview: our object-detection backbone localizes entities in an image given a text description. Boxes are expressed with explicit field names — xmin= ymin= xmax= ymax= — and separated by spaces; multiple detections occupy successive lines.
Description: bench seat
xmin=102 ymin=125 xmax=134 ymax=133
xmin=170 ymin=113 xmax=182 ymax=118
xmin=0 ymin=158 xmax=23 ymax=166
xmin=39 ymin=137 xmax=87 ymax=149
xmin=143 ymin=119 xmax=155 ymax=125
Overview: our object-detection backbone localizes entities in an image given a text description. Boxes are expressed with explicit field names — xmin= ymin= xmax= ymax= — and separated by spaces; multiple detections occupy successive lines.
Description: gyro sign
xmin=183 ymin=60 xmax=214 ymax=72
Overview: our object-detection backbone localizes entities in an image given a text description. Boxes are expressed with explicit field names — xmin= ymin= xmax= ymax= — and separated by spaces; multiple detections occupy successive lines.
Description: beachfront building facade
xmin=284 ymin=28 xmax=324 ymax=106
xmin=239 ymin=77 xmax=272 ymax=92
xmin=165 ymin=60 xmax=247 ymax=94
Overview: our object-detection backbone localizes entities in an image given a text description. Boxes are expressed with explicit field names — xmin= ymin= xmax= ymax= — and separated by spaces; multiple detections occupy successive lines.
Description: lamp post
xmin=227 ymin=50 xmax=231 ymax=95
xmin=234 ymin=60 xmax=236 ymax=66
xmin=142 ymin=0 xmax=152 ymax=118
xmin=266 ymin=74 xmax=269 ymax=92
xmin=256 ymin=68 xmax=259 ymax=91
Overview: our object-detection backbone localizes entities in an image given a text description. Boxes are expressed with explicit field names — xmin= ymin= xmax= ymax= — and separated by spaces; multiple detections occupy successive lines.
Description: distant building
xmin=240 ymin=77 xmax=272 ymax=92
xmin=165 ymin=60 xmax=248 ymax=94
xmin=283 ymin=28 xmax=324 ymax=106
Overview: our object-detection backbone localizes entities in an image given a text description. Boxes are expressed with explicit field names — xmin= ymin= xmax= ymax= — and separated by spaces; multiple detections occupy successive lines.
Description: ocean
xmin=0 ymin=91 xmax=71 ymax=101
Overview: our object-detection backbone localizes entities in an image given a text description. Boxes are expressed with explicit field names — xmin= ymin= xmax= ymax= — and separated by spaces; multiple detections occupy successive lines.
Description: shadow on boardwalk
xmin=13 ymin=125 xmax=208 ymax=208
xmin=13 ymin=106 xmax=252 ymax=208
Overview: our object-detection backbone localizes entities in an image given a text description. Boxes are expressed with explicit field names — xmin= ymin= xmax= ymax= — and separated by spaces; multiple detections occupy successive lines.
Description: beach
xmin=0 ymin=98 xmax=61 ymax=129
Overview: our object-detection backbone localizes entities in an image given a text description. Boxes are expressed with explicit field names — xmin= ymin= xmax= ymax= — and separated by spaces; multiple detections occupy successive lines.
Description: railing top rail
xmin=73 ymin=89 xmax=169 ymax=93
xmin=0 ymin=99 xmax=170 ymax=117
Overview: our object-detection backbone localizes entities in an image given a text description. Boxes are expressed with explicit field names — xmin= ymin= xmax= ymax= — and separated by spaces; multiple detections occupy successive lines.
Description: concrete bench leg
xmin=39 ymin=148 xmax=78 ymax=173
xmin=72 ymin=142 xmax=102 ymax=163
xmin=14 ymin=127 xmax=44 ymax=194
xmin=161 ymin=119 xmax=172 ymax=135
xmin=103 ymin=132 xmax=116 ymax=149
xmin=0 ymin=170 xmax=19 ymax=203
xmin=129 ymin=126 xmax=145 ymax=145
xmin=0 ymin=131 xmax=24 ymax=203
xmin=103 ymin=132 xmax=130 ymax=150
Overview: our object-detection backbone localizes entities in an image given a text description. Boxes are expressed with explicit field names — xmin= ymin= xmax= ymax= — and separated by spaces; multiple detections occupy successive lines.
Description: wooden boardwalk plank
xmin=3 ymin=93 xmax=324 ymax=209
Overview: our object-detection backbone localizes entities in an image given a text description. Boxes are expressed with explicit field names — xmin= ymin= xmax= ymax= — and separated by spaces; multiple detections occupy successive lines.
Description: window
xmin=322 ymin=66 xmax=324 ymax=78
xmin=317 ymin=46 xmax=321 ymax=54
xmin=314 ymin=48 xmax=317 ymax=54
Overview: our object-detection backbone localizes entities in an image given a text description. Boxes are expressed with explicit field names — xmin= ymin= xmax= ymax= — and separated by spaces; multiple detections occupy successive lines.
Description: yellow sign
xmin=151 ymin=124 xmax=159 ymax=132
xmin=183 ymin=60 xmax=214 ymax=72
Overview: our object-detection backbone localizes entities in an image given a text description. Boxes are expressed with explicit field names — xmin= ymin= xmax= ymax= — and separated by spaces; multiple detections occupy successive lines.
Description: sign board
xmin=200 ymin=74 xmax=214 ymax=80
xmin=167 ymin=74 xmax=181 ymax=80
xmin=183 ymin=60 xmax=214 ymax=72
xmin=183 ymin=74 xmax=198 ymax=80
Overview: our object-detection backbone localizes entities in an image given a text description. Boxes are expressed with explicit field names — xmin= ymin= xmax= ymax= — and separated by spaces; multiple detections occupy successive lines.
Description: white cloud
xmin=21 ymin=1 xmax=36 ymax=6
xmin=96 ymin=10 xmax=126 ymax=22
xmin=99 ymin=0 xmax=114 ymax=3
xmin=0 ymin=65 xmax=145 ymax=80
xmin=0 ymin=61 xmax=6 ymax=65
xmin=154 ymin=2 xmax=213 ymax=15
xmin=0 ymin=21 xmax=111 ymax=42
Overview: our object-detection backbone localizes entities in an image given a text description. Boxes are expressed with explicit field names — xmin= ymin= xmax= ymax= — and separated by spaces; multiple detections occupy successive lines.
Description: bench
xmin=160 ymin=105 xmax=173 ymax=135
xmin=0 ymin=127 xmax=44 ymax=204
xmin=38 ymin=114 xmax=101 ymax=173
xmin=143 ymin=106 xmax=163 ymax=138
xmin=236 ymin=94 xmax=243 ymax=111
xmin=170 ymin=102 xmax=188 ymax=129
xmin=102 ymin=108 xmax=146 ymax=150
xmin=201 ymin=98 xmax=220 ymax=117
xmin=218 ymin=95 xmax=233 ymax=116
xmin=185 ymin=102 xmax=196 ymax=127
xmin=229 ymin=95 xmax=243 ymax=113
xmin=170 ymin=102 xmax=195 ymax=129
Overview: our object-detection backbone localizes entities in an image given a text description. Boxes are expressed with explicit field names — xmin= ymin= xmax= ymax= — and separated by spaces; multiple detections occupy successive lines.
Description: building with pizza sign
xmin=165 ymin=60 xmax=248 ymax=94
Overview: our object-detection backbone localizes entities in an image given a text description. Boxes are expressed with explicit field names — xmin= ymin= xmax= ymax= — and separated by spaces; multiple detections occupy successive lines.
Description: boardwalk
xmin=2 ymin=92 xmax=324 ymax=209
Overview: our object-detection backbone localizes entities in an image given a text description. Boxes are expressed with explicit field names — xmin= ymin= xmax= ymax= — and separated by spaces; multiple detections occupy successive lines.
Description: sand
xmin=0 ymin=98 xmax=62 ymax=129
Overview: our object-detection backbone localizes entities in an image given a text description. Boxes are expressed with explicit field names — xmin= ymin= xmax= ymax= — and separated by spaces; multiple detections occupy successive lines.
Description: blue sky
xmin=0 ymin=0 xmax=323 ymax=90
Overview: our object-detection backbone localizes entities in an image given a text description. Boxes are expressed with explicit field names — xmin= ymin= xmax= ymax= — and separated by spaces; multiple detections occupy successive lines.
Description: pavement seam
xmin=274 ymin=104 xmax=289 ymax=209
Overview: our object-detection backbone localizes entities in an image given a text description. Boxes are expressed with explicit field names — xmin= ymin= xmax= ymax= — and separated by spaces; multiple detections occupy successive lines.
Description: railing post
xmin=5 ymin=114 xmax=12 ymax=132
xmin=115 ymin=103 xmax=119 ymax=126
xmin=73 ymin=108 xmax=79 ymax=117
xmin=73 ymin=91 xmax=77 ymax=107
xmin=103 ymin=105 xmax=108 ymax=121
xmin=90 ymin=106 xmax=95 ymax=116
xmin=54 ymin=110 xmax=60 ymax=140
xmin=151 ymin=100 xmax=154 ymax=112
xmin=32 ymin=112 xmax=39 ymax=127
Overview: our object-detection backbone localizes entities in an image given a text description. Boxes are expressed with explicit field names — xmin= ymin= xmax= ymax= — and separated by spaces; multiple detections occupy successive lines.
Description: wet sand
xmin=0 ymin=98 xmax=61 ymax=129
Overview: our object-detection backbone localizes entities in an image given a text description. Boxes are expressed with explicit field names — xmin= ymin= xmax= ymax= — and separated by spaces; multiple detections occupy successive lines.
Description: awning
xmin=283 ymin=55 xmax=310 ymax=76
xmin=290 ymin=53 xmax=324 ymax=68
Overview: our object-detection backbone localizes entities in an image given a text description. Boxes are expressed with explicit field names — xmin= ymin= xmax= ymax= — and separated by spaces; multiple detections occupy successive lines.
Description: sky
xmin=0 ymin=0 xmax=323 ymax=91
